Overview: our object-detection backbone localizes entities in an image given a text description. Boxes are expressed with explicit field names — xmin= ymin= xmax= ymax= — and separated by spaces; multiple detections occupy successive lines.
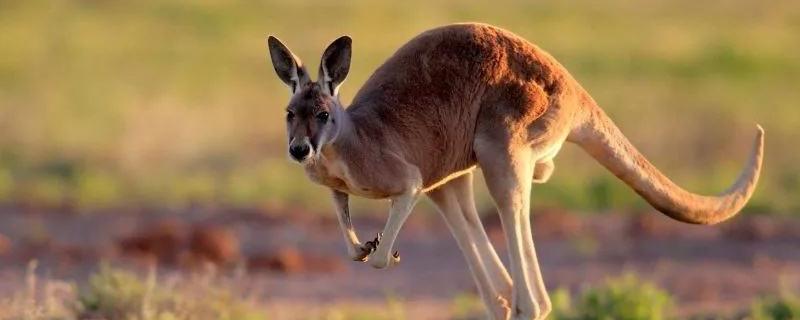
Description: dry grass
xmin=2 ymin=261 xmax=796 ymax=319
xmin=0 ymin=261 xmax=265 ymax=320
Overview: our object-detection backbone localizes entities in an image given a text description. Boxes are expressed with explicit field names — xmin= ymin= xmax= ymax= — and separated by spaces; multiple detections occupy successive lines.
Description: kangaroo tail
xmin=568 ymin=100 xmax=764 ymax=225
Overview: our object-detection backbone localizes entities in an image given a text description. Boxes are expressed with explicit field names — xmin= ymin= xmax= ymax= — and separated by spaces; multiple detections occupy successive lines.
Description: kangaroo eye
xmin=316 ymin=111 xmax=329 ymax=122
xmin=286 ymin=111 xmax=295 ymax=121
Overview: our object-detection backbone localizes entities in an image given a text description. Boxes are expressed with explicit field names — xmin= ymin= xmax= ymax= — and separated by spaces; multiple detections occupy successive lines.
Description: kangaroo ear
xmin=319 ymin=36 xmax=352 ymax=96
xmin=268 ymin=36 xmax=309 ymax=94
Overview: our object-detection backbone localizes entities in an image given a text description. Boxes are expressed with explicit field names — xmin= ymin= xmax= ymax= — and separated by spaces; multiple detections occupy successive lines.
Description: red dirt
xmin=0 ymin=207 xmax=798 ymax=317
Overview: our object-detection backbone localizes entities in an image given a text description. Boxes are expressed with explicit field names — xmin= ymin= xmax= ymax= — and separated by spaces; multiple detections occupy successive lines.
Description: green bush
xmin=750 ymin=291 xmax=800 ymax=320
xmin=450 ymin=292 xmax=484 ymax=319
xmin=553 ymin=274 xmax=674 ymax=320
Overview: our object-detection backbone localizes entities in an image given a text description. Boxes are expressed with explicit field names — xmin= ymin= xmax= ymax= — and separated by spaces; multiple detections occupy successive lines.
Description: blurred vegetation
xmin=1 ymin=264 xmax=797 ymax=319
xmin=77 ymin=264 xmax=264 ymax=320
xmin=0 ymin=0 xmax=797 ymax=213
xmin=453 ymin=274 xmax=676 ymax=320
xmin=321 ymin=293 xmax=406 ymax=320
xmin=750 ymin=290 xmax=800 ymax=320
xmin=450 ymin=274 xmax=800 ymax=319
xmin=450 ymin=292 xmax=484 ymax=319
xmin=0 ymin=262 xmax=264 ymax=320
xmin=551 ymin=274 xmax=674 ymax=320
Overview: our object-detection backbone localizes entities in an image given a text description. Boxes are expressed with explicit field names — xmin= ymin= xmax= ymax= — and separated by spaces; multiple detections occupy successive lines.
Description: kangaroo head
xmin=267 ymin=35 xmax=352 ymax=163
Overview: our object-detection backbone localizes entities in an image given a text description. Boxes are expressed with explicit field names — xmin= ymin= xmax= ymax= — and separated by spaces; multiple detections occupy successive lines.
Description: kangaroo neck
xmin=330 ymin=102 xmax=383 ymax=148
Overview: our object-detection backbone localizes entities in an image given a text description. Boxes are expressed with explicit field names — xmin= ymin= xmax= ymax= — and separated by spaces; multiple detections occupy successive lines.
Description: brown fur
xmin=268 ymin=23 xmax=764 ymax=320
xmin=345 ymin=24 xmax=561 ymax=187
xmin=301 ymin=24 xmax=580 ymax=198
xmin=298 ymin=23 xmax=761 ymax=222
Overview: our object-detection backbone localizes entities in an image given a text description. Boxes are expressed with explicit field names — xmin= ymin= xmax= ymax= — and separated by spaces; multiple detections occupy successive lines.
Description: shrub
xmin=554 ymin=274 xmax=674 ymax=320
xmin=450 ymin=292 xmax=483 ymax=319
xmin=77 ymin=264 xmax=175 ymax=319
xmin=76 ymin=264 xmax=265 ymax=320
xmin=750 ymin=291 xmax=800 ymax=320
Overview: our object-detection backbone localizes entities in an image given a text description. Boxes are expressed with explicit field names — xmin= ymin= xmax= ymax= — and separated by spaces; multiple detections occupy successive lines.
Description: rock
xmin=721 ymin=215 xmax=780 ymax=241
xmin=0 ymin=233 xmax=11 ymax=256
xmin=248 ymin=247 xmax=305 ymax=274
xmin=247 ymin=247 xmax=345 ymax=274
xmin=532 ymin=207 xmax=582 ymax=239
xmin=117 ymin=219 xmax=186 ymax=264
xmin=188 ymin=225 xmax=240 ymax=266
xmin=627 ymin=211 xmax=680 ymax=239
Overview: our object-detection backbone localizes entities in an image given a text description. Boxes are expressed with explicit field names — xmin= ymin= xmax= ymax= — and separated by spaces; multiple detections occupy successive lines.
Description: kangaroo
xmin=267 ymin=23 xmax=763 ymax=320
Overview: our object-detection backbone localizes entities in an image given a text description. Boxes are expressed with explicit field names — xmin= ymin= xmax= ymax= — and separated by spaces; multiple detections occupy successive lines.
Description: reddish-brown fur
xmin=297 ymin=23 xmax=761 ymax=223
xmin=268 ymin=23 xmax=763 ymax=319
xmin=308 ymin=24 xmax=580 ymax=197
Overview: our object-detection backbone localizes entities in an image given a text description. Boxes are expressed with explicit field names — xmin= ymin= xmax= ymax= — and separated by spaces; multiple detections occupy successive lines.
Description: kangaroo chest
xmin=303 ymin=148 xmax=390 ymax=199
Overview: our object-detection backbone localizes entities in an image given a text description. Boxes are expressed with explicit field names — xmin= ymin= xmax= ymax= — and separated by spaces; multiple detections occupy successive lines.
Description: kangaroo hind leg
xmin=476 ymin=142 xmax=543 ymax=320
xmin=428 ymin=175 xmax=511 ymax=320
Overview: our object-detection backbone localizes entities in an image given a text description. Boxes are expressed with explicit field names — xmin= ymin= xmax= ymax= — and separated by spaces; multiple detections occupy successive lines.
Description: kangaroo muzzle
xmin=288 ymin=137 xmax=314 ymax=162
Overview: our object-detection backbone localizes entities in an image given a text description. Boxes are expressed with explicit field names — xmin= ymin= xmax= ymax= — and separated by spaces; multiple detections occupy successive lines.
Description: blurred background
xmin=0 ymin=1 xmax=798 ymax=319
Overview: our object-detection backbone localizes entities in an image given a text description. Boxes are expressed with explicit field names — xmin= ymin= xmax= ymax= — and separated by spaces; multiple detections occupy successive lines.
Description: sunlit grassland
xmin=0 ymin=0 xmax=798 ymax=213
xmin=3 ymin=264 xmax=797 ymax=319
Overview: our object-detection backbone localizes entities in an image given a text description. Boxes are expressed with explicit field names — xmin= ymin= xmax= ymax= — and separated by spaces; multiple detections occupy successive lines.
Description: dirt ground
xmin=0 ymin=205 xmax=799 ymax=319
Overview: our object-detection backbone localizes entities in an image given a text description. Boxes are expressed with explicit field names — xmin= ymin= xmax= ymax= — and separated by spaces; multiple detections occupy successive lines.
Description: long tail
xmin=568 ymin=101 xmax=764 ymax=225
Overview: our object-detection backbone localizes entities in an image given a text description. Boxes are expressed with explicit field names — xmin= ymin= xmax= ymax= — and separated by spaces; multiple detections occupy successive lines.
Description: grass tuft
xmin=553 ymin=274 xmax=673 ymax=320
xmin=750 ymin=290 xmax=800 ymax=320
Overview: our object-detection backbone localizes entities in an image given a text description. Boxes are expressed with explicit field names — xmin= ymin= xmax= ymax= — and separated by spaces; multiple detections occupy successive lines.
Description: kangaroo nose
xmin=289 ymin=144 xmax=311 ymax=161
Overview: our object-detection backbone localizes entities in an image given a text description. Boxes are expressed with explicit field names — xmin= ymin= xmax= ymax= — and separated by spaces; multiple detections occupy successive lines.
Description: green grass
xmin=552 ymin=274 xmax=674 ymax=320
xmin=750 ymin=291 xmax=800 ymax=320
xmin=0 ymin=0 xmax=798 ymax=213
xmin=321 ymin=294 xmax=406 ymax=320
